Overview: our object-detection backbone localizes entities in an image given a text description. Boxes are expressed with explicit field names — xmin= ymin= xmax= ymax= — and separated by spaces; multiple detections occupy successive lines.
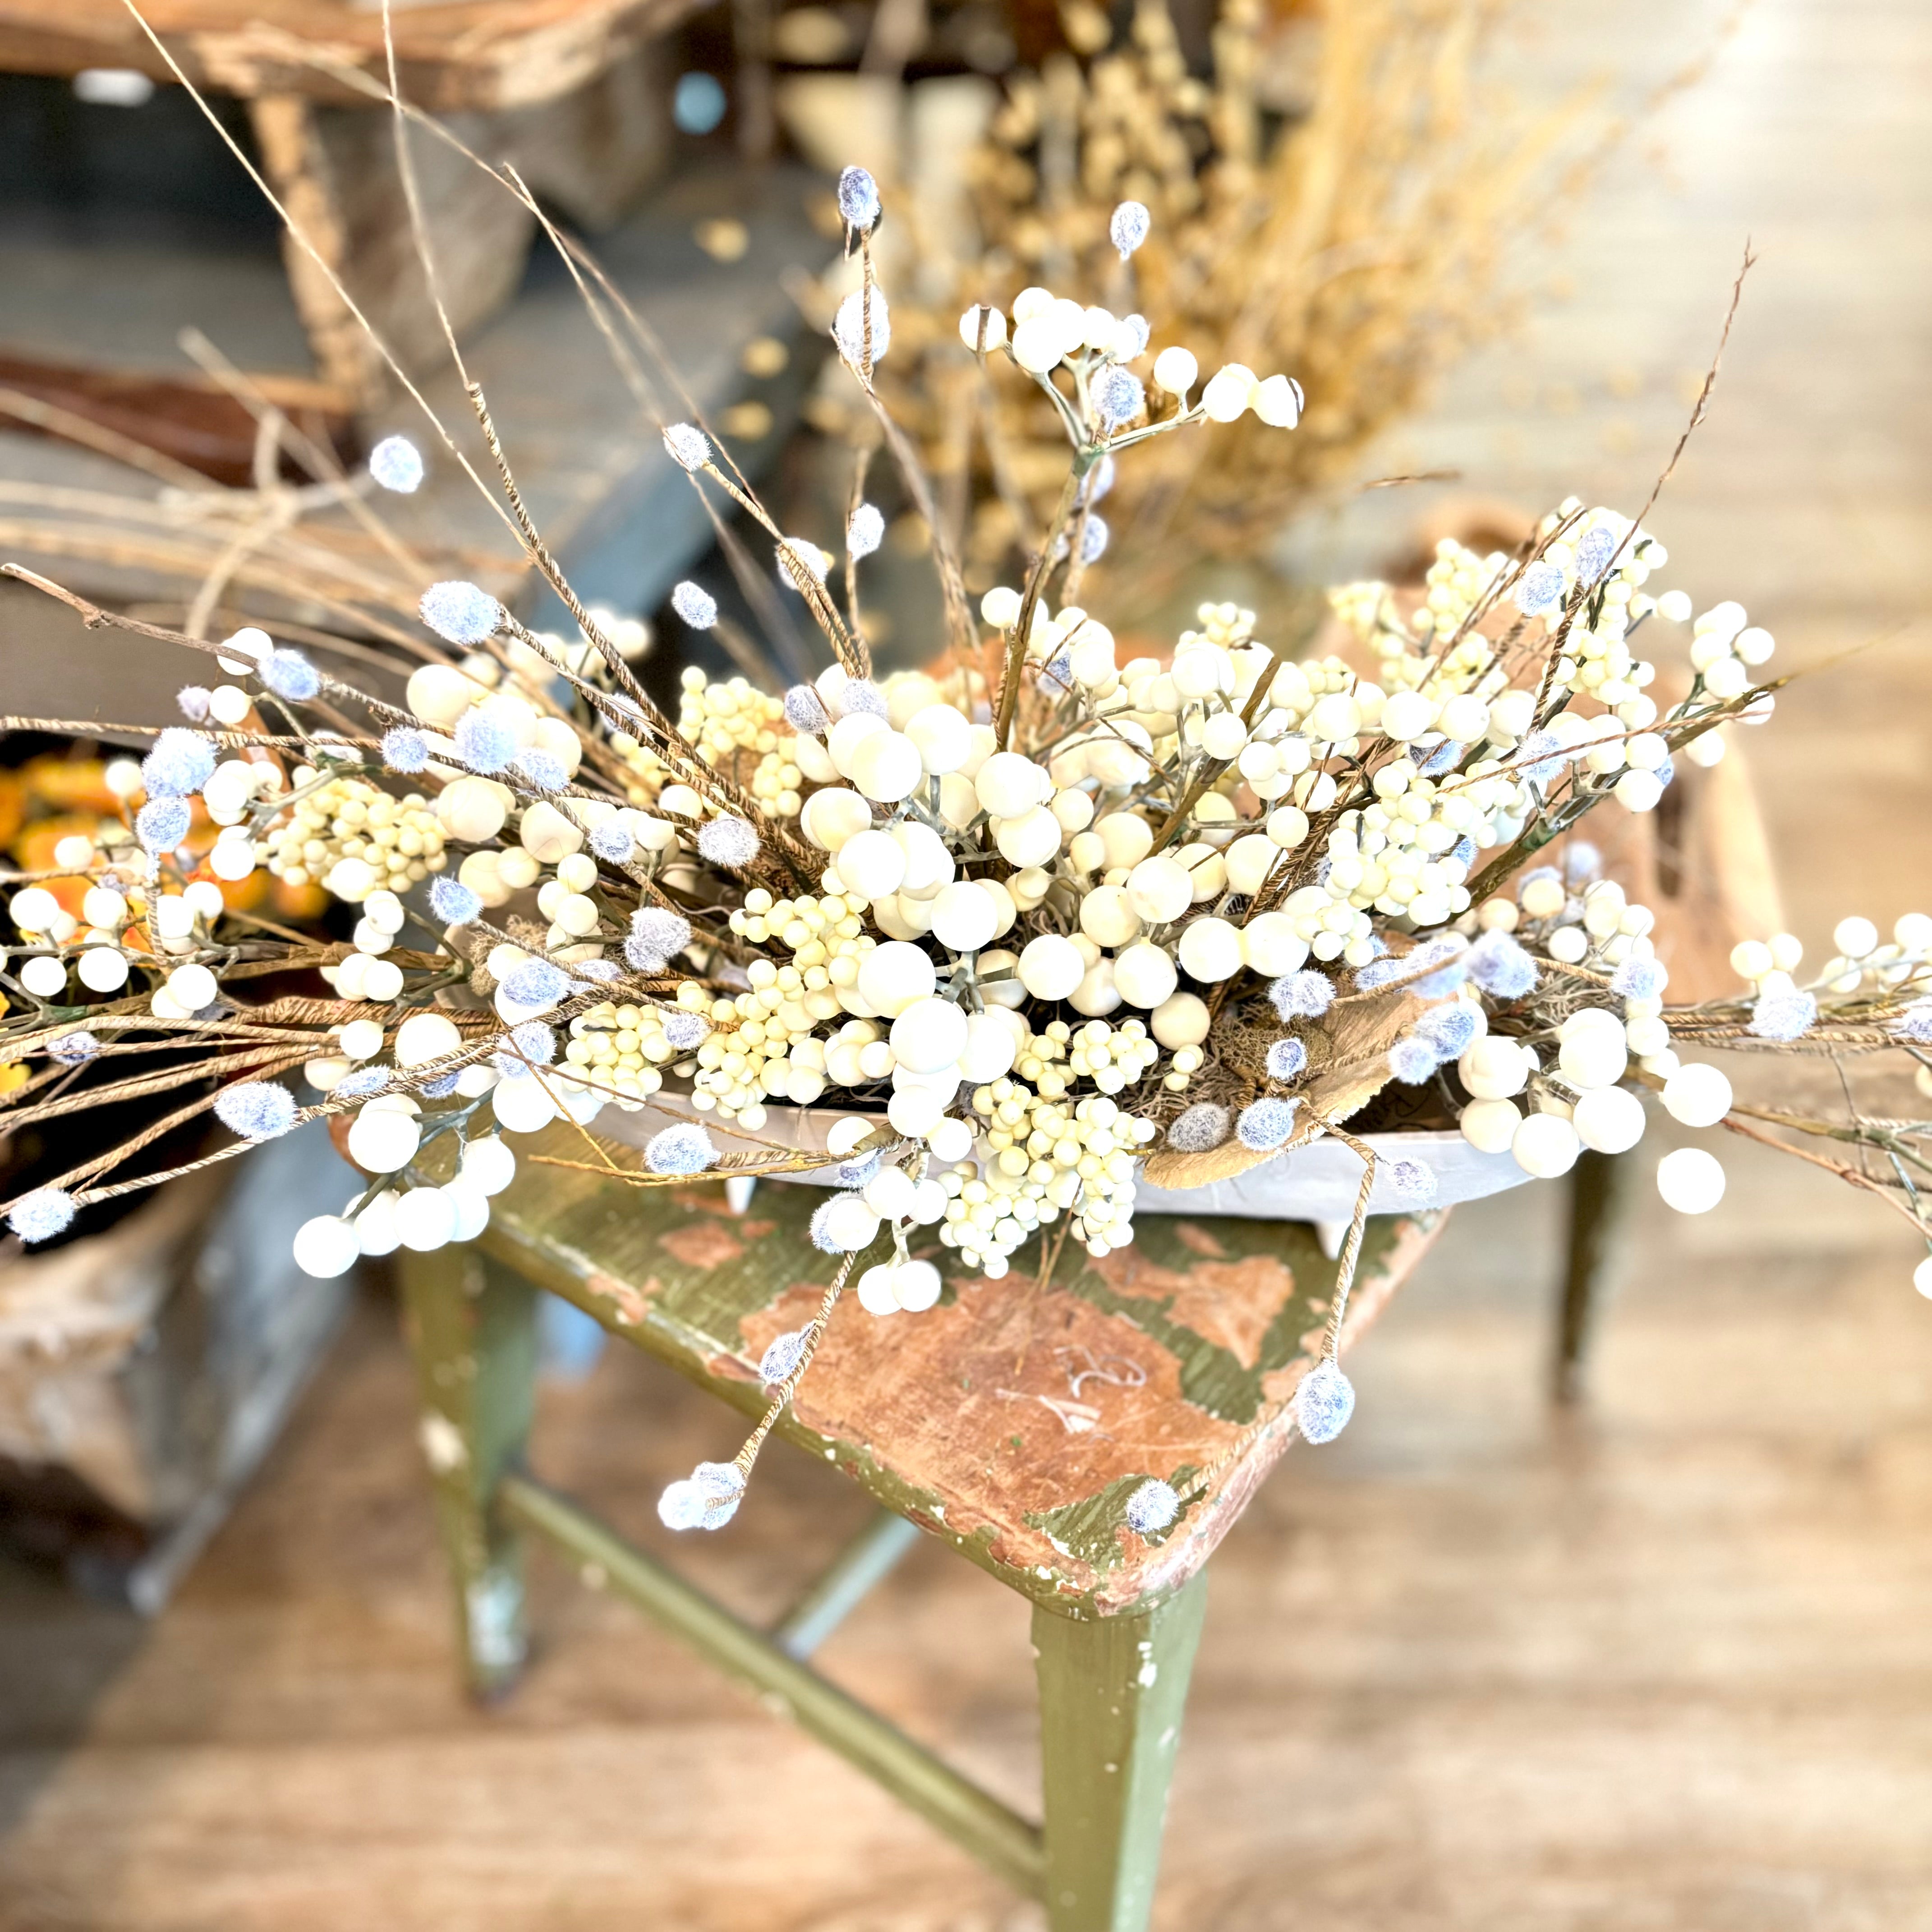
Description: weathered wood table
xmin=0 ymin=158 xmax=833 ymax=672
xmin=0 ymin=0 xmax=700 ymax=397
xmin=398 ymin=1121 xmax=1440 ymax=1929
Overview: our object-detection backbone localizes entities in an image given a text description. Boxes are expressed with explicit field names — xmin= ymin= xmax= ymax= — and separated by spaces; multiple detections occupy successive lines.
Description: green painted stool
xmin=396 ymin=1121 xmax=1440 ymax=1930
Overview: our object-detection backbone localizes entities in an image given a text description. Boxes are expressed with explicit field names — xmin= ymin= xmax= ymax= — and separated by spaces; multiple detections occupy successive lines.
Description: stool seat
xmin=446 ymin=1122 xmax=1443 ymax=1617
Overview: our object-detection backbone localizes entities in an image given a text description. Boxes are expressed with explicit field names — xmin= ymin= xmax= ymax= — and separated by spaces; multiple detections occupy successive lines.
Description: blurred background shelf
xmin=0 ymin=145 xmax=833 ymax=725
xmin=0 ymin=1122 xmax=354 ymax=1614
xmin=0 ymin=0 xmax=695 ymax=111
xmin=0 ymin=0 xmax=709 ymax=395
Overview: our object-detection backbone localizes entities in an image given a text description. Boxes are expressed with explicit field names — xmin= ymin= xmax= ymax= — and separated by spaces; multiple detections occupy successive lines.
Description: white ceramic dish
xmin=588 ymin=1102 xmax=1531 ymax=1224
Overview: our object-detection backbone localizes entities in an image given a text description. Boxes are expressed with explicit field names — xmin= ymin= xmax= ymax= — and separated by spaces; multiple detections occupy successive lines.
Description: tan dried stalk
xmin=865 ymin=0 xmax=1707 ymax=592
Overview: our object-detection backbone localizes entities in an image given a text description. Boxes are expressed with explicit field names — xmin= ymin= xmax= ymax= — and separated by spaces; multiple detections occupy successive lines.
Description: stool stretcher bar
xmin=497 ymin=1472 xmax=1047 ymax=1900
xmin=773 ymin=1510 xmax=925 ymax=1659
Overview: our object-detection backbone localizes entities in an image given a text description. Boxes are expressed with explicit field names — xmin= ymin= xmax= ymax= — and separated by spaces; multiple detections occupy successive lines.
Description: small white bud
xmin=958 ymin=304 xmax=1007 ymax=352
xmin=663 ymin=423 xmax=711 ymax=471
xmin=1108 ymin=199 xmax=1150 ymax=258
xmin=1152 ymin=345 xmax=1197 ymax=396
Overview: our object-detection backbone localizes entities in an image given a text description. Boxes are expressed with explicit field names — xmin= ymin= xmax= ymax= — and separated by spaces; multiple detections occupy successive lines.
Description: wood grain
xmin=454 ymin=1128 xmax=1438 ymax=1616
xmin=0 ymin=0 xmax=696 ymax=110
xmin=4 ymin=0 xmax=1932 ymax=1925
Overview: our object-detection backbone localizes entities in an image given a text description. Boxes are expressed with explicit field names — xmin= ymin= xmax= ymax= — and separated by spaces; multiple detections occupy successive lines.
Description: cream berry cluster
xmin=262 ymin=771 xmax=447 ymax=901
xmin=942 ymin=1078 xmax=1159 ymax=1275
xmin=688 ymin=957 xmax=845 ymax=1128
xmin=558 ymin=998 xmax=713 ymax=1110
xmin=673 ymin=668 xmax=803 ymax=819
xmin=960 ymin=290 xmax=1303 ymax=432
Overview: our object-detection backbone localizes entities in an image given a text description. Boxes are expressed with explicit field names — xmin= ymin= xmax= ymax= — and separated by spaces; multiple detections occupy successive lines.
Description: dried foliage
xmin=835 ymin=0 xmax=1635 ymax=589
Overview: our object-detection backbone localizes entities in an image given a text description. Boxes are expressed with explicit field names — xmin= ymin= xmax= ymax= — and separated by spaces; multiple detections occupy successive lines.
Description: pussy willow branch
xmin=733 ymin=1251 xmax=859 ymax=1480
xmin=0 ymin=718 xmax=336 ymax=749
xmin=1611 ymin=242 xmax=1758 ymax=593
xmin=0 ymin=565 xmax=414 ymax=732
xmin=1165 ymin=1113 xmax=1392 ymax=1520
xmin=854 ymin=378 xmax=975 ymax=670
xmin=118 ymin=0 xmax=524 ymax=553
xmin=175 ymin=327 xmax=428 ymax=584
xmin=1460 ymin=675 xmax=1786 ymax=906
xmin=843 ymin=444 xmax=873 ymax=656
xmin=998 ymin=457 xmax=1091 ymax=748
xmin=1 ymin=1045 xmax=318 ymax=1130
xmin=1316 ymin=1121 xmax=1382 ymax=1358
xmin=6 ymin=561 xmax=815 ymax=886
xmin=128 ymin=0 xmax=769 ymax=817
xmin=0 ymin=385 xmax=212 ymax=491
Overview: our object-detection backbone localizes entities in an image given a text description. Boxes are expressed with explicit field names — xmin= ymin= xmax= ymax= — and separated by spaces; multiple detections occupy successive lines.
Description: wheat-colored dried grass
xmin=849 ymin=0 xmax=1673 ymax=595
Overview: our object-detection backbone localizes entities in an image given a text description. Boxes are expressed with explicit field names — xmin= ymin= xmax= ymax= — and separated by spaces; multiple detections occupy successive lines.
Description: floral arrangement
xmin=4 ymin=159 xmax=1930 ymax=1544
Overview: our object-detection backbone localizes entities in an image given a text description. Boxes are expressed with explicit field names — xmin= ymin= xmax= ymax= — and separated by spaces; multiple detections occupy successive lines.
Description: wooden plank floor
xmin=5 ymin=0 xmax=1932 ymax=1924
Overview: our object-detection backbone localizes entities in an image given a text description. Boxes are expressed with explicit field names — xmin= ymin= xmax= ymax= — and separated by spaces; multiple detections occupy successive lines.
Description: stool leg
xmin=399 ymin=1246 xmax=538 ymax=1700
xmin=1554 ymin=1148 xmax=1634 ymax=1404
xmin=1034 ymin=1567 xmax=1209 ymax=1932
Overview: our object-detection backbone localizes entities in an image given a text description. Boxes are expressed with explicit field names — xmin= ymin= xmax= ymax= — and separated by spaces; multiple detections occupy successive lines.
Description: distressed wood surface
xmin=0 ymin=0 xmax=695 ymax=111
xmin=4 ymin=0 xmax=1931 ymax=1923
xmin=454 ymin=1123 xmax=1440 ymax=1617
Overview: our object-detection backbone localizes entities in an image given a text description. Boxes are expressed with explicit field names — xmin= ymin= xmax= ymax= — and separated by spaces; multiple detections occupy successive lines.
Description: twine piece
xmin=1141 ymin=978 xmax=1433 ymax=1188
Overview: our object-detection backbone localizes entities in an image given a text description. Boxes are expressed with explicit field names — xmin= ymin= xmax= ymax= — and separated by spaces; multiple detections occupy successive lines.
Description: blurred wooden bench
xmin=0 ymin=0 xmax=699 ymax=398
xmin=396 ymin=1123 xmax=1442 ymax=1929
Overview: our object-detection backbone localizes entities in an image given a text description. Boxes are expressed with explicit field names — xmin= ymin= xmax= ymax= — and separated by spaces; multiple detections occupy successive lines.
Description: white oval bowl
xmin=588 ymin=1102 xmax=1531 ymax=1223
xmin=1135 ymin=1128 xmax=1529 ymax=1221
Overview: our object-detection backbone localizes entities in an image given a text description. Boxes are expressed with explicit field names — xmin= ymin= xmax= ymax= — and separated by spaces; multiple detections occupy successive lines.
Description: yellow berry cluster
xmin=676 ymin=669 xmax=804 ymax=819
xmin=606 ymin=731 xmax=668 ymax=809
xmin=1178 ymin=600 xmax=1257 ymax=653
xmin=728 ymin=885 xmax=874 ymax=974
xmin=562 ymin=1000 xmax=681 ymax=1108
xmin=1015 ymin=1016 xmax=1161 ymax=1096
xmin=1413 ymin=538 xmax=1510 ymax=642
xmin=690 ymin=960 xmax=845 ymax=1127
xmin=1286 ymin=762 xmax=1509 ymax=948
xmin=939 ymin=1080 xmax=1158 ymax=1272
xmin=261 ymin=775 xmax=446 ymax=897
xmin=1327 ymin=578 xmax=1400 ymax=645
xmin=1260 ymin=653 xmax=1367 ymax=732
xmin=1546 ymin=596 xmax=1650 ymax=706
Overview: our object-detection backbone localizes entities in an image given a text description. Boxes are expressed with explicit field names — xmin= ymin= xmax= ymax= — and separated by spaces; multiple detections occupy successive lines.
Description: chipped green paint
xmin=394 ymin=1127 xmax=1434 ymax=1932
xmin=1035 ymin=1569 xmax=1210 ymax=1928
xmin=1027 ymin=1476 xmax=1157 ymax=1575
xmin=499 ymin=1472 xmax=1047 ymax=1901
xmin=428 ymin=1122 xmax=1431 ymax=1618
xmin=458 ymin=1180 xmax=1047 ymax=1596
xmin=1026 ymin=1463 xmax=1203 ymax=1575
xmin=1051 ymin=1214 xmax=1412 ymax=1423
xmin=650 ymin=1207 xmax=818 ymax=1341
xmin=398 ymin=1245 xmax=538 ymax=1700
xmin=414 ymin=1128 xmax=828 ymax=1361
